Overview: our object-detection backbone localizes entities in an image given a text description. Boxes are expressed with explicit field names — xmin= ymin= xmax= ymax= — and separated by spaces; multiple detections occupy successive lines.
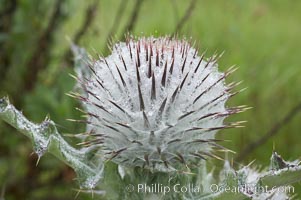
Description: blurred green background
xmin=1 ymin=0 xmax=301 ymax=199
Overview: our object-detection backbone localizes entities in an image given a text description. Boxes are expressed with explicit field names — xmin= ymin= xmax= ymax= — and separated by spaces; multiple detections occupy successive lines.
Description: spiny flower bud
xmin=73 ymin=36 xmax=245 ymax=171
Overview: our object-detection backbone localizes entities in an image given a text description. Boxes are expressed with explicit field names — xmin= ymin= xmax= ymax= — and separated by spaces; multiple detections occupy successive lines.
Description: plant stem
xmin=0 ymin=97 xmax=103 ymax=189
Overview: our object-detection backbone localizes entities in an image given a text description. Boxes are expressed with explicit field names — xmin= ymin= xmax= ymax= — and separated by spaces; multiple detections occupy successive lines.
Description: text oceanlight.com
xmin=125 ymin=183 xmax=295 ymax=195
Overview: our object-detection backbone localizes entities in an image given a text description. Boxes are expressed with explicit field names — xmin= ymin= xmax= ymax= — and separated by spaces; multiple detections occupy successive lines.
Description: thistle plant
xmin=72 ymin=36 xmax=244 ymax=171
xmin=0 ymin=36 xmax=300 ymax=199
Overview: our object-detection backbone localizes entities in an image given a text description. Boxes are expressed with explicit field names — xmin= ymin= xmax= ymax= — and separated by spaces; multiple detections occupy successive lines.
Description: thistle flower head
xmin=74 ymin=36 xmax=244 ymax=171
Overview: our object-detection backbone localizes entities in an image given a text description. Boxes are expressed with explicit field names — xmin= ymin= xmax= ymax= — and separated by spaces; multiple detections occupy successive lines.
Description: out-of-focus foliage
xmin=0 ymin=0 xmax=301 ymax=199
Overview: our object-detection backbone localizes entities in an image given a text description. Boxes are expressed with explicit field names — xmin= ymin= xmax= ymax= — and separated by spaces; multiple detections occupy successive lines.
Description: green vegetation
xmin=1 ymin=0 xmax=300 ymax=199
